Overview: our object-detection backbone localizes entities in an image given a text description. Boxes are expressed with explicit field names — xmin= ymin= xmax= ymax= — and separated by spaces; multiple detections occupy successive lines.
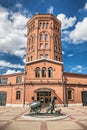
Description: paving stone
xmin=4 ymin=122 xmax=41 ymax=130
xmin=47 ymin=121 xmax=83 ymax=130
xmin=0 ymin=106 xmax=87 ymax=130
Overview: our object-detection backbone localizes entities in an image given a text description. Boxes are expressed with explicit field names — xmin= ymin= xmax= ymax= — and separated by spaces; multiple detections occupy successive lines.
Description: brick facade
xmin=0 ymin=14 xmax=87 ymax=107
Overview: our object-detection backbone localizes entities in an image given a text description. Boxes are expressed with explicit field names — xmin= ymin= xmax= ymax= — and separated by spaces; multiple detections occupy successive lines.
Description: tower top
xmin=27 ymin=14 xmax=61 ymax=26
xmin=26 ymin=13 xmax=62 ymax=62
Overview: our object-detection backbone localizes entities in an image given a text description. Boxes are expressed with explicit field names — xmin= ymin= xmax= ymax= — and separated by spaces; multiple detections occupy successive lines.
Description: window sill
xmin=68 ymin=99 xmax=74 ymax=101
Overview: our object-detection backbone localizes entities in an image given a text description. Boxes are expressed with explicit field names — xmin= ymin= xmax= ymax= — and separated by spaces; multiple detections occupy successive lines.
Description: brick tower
xmin=25 ymin=14 xmax=64 ymax=105
xmin=26 ymin=14 xmax=62 ymax=62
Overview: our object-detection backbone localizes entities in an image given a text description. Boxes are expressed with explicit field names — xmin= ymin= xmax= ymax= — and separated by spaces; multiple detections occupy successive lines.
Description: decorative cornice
xmin=65 ymin=83 xmax=87 ymax=87
xmin=27 ymin=14 xmax=61 ymax=26
xmin=26 ymin=58 xmax=63 ymax=65
xmin=0 ymin=83 xmax=24 ymax=87
xmin=25 ymin=82 xmax=63 ymax=85
xmin=0 ymin=72 xmax=24 ymax=77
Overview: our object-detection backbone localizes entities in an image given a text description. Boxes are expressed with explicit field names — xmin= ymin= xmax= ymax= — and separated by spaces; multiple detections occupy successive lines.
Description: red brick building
xmin=0 ymin=14 xmax=87 ymax=107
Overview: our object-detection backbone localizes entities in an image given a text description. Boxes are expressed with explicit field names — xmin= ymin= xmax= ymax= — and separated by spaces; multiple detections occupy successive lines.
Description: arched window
xmin=16 ymin=76 xmax=22 ymax=84
xmin=45 ymin=34 xmax=48 ymax=41
xmin=58 ymin=47 xmax=60 ymax=52
xmin=48 ymin=67 xmax=53 ymax=78
xmin=58 ymin=57 xmax=61 ymax=61
xmin=40 ymin=34 xmax=43 ymax=41
xmin=40 ymin=23 xmax=43 ymax=28
xmin=43 ymin=23 xmax=45 ymax=28
xmin=35 ymin=67 xmax=40 ymax=78
xmin=16 ymin=91 xmax=21 ymax=100
xmin=46 ymin=23 xmax=49 ymax=28
xmin=32 ymin=36 xmax=34 ymax=43
xmin=55 ymin=56 xmax=58 ymax=61
xmin=42 ymin=67 xmax=46 ymax=77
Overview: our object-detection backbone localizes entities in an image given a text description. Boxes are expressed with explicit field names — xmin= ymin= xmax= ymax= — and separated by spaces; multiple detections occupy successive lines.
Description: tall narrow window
xmin=16 ymin=76 xmax=22 ymax=84
xmin=58 ymin=47 xmax=60 ymax=52
xmin=58 ymin=57 xmax=61 ymax=61
xmin=43 ymin=23 xmax=45 ymax=28
xmin=45 ymin=34 xmax=48 ymax=41
xmin=35 ymin=67 xmax=40 ymax=78
xmin=0 ymin=78 xmax=8 ymax=84
xmin=40 ymin=34 xmax=43 ymax=41
xmin=45 ymin=54 xmax=48 ymax=59
xmin=31 ymin=56 xmax=33 ymax=61
xmin=55 ymin=56 xmax=58 ymax=61
xmin=28 ymin=57 xmax=30 ymax=62
xmin=40 ymin=23 xmax=43 ymax=28
xmin=46 ymin=23 xmax=49 ymax=28
xmin=55 ymin=46 xmax=57 ymax=51
xmin=16 ymin=91 xmax=21 ymax=100
xmin=32 ymin=36 xmax=34 ymax=43
xmin=48 ymin=67 xmax=53 ymax=78
xmin=42 ymin=67 xmax=46 ymax=77
xmin=40 ymin=54 xmax=43 ymax=58
xmin=68 ymin=90 xmax=73 ymax=100
xmin=45 ymin=43 xmax=48 ymax=48
xmin=40 ymin=43 xmax=43 ymax=48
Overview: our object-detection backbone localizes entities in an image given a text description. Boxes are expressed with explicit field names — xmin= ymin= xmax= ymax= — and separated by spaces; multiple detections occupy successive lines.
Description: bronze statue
xmin=29 ymin=97 xmax=61 ymax=114
xmin=29 ymin=99 xmax=43 ymax=113
xmin=46 ymin=96 xmax=57 ymax=113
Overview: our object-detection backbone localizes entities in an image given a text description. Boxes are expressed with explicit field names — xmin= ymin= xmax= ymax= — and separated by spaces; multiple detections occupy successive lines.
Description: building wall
xmin=26 ymin=60 xmax=63 ymax=82
xmin=25 ymin=59 xmax=64 ymax=104
xmin=25 ymin=84 xmax=64 ymax=105
xmin=0 ymin=14 xmax=87 ymax=107
xmin=64 ymin=72 xmax=87 ymax=106
xmin=0 ymin=73 xmax=24 ymax=106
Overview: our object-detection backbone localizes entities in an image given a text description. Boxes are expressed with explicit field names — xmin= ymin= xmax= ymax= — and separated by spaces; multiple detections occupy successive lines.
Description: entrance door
xmin=0 ymin=92 xmax=7 ymax=106
xmin=37 ymin=91 xmax=51 ymax=104
xmin=81 ymin=91 xmax=87 ymax=106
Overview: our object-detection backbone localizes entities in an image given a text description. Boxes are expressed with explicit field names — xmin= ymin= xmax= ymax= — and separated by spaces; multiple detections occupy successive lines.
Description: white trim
xmin=55 ymin=104 xmax=64 ymax=107
xmin=6 ymin=104 xmax=23 ymax=107
xmin=55 ymin=103 xmax=82 ymax=107
xmin=67 ymin=103 xmax=82 ymax=107
xmin=26 ymin=58 xmax=63 ymax=65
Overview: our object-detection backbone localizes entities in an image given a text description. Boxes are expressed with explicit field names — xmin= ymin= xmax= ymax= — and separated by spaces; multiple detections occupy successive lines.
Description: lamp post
xmin=23 ymin=67 xmax=26 ymax=107
xmin=62 ymin=72 xmax=67 ymax=107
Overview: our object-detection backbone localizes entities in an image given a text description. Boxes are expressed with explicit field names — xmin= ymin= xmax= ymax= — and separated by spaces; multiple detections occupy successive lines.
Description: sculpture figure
xmin=46 ymin=96 xmax=57 ymax=113
xmin=29 ymin=99 xmax=43 ymax=113
xmin=29 ymin=96 xmax=61 ymax=114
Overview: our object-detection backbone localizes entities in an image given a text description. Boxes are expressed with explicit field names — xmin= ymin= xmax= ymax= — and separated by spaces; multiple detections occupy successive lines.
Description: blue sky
xmin=0 ymin=0 xmax=87 ymax=75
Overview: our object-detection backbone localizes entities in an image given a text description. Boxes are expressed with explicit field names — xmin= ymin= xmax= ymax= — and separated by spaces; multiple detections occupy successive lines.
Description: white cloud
xmin=16 ymin=3 xmax=22 ymax=8
xmin=62 ymin=51 xmax=65 ymax=55
xmin=4 ymin=69 xmax=21 ymax=75
xmin=67 ymin=54 xmax=74 ymax=57
xmin=70 ymin=18 xmax=87 ymax=43
xmin=0 ymin=5 xmax=30 ymax=58
xmin=47 ymin=6 xmax=54 ymax=14
xmin=79 ymin=2 xmax=87 ymax=13
xmin=57 ymin=14 xmax=76 ymax=30
xmin=71 ymin=65 xmax=83 ymax=73
xmin=14 ymin=50 xmax=26 ymax=58
xmin=84 ymin=2 xmax=87 ymax=10
xmin=62 ymin=30 xmax=71 ymax=42
xmin=23 ymin=57 xmax=26 ymax=63
xmin=70 ymin=65 xmax=87 ymax=73
xmin=0 ymin=60 xmax=24 ymax=69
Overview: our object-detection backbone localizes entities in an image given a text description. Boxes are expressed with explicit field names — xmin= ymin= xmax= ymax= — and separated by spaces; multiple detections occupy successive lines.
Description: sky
xmin=0 ymin=0 xmax=87 ymax=75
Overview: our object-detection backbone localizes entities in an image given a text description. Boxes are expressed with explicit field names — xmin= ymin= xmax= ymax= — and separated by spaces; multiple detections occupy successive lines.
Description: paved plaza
xmin=0 ymin=106 xmax=87 ymax=130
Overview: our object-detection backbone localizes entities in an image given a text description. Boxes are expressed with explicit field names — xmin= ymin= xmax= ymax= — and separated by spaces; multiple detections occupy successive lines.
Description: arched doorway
xmin=34 ymin=88 xmax=55 ymax=104
xmin=37 ymin=91 xmax=51 ymax=104
xmin=0 ymin=91 xmax=7 ymax=106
